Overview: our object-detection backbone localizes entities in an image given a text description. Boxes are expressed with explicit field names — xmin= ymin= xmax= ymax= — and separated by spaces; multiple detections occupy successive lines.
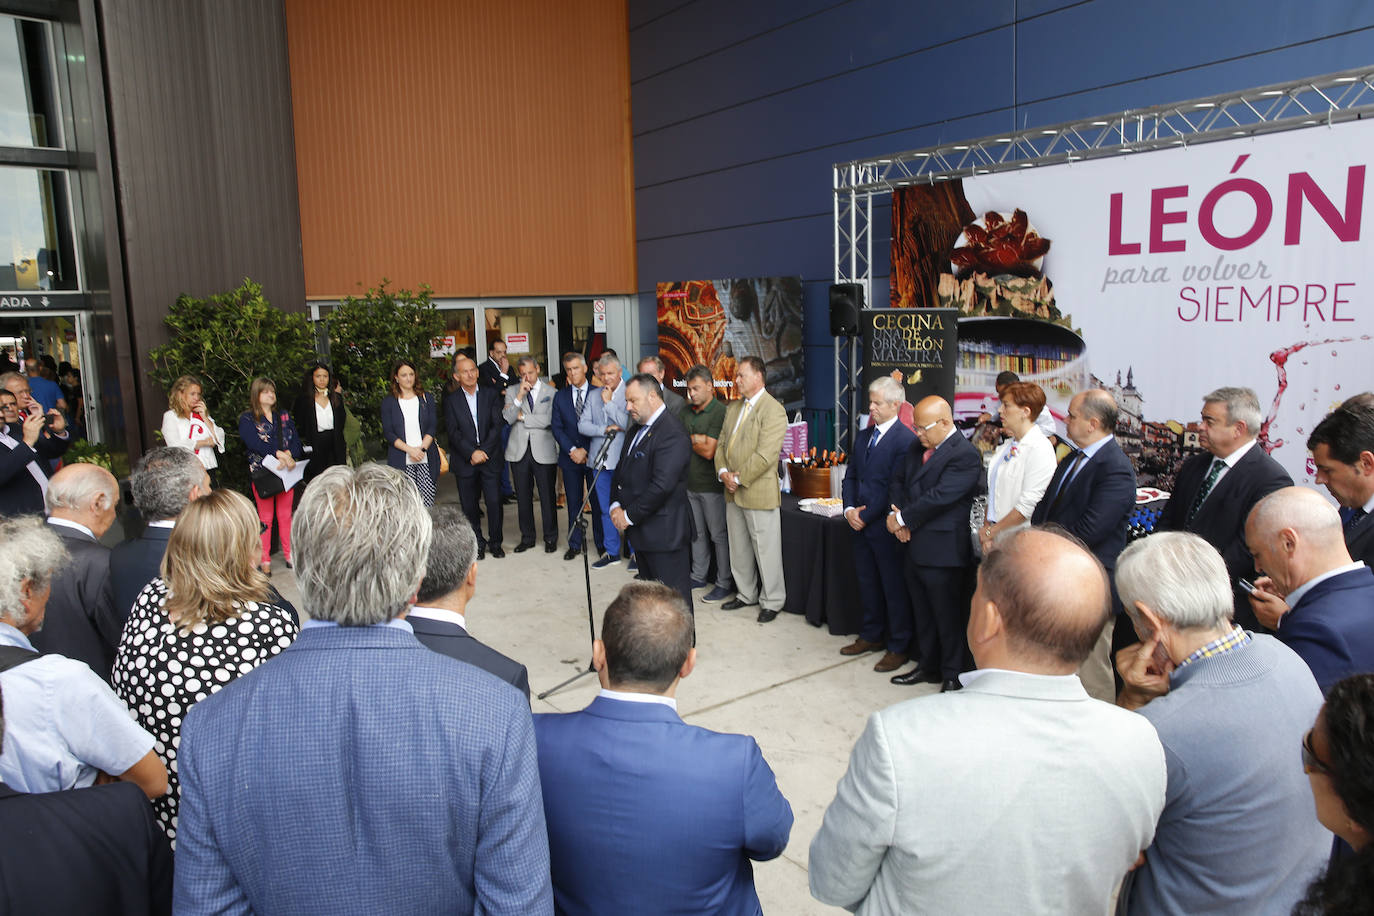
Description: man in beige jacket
xmin=714 ymin=356 xmax=788 ymax=623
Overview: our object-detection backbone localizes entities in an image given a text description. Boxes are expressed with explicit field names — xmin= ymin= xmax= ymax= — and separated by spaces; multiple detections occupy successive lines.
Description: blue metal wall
xmin=629 ymin=0 xmax=1374 ymax=410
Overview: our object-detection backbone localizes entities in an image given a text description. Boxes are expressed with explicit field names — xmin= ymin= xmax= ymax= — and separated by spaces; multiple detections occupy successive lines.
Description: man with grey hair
xmin=534 ymin=581 xmax=792 ymax=913
xmin=504 ymin=355 xmax=559 ymax=553
xmin=0 ymin=516 xmax=166 ymax=800
xmin=1114 ymin=532 xmax=1329 ymax=915
xmin=409 ymin=504 xmax=529 ymax=699
xmin=1156 ymin=386 xmax=1291 ymax=629
xmin=579 ymin=354 xmax=630 ymax=569
xmin=109 ymin=446 xmax=211 ymax=621
xmin=811 ymin=528 xmax=1165 ymax=913
xmin=1244 ymin=486 xmax=1374 ymax=694
xmin=174 ymin=464 xmax=552 ymax=914
xmin=636 ymin=354 xmax=686 ymax=419
xmin=30 ymin=464 xmax=123 ymax=681
xmin=0 ymin=372 xmax=70 ymax=515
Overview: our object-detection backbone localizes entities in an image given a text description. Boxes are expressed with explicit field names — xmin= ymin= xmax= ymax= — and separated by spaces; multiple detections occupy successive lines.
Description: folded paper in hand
xmin=262 ymin=455 xmax=308 ymax=491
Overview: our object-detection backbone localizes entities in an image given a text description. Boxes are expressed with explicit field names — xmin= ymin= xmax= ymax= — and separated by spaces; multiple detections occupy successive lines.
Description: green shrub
xmin=148 ymin=278 xmax=316 ymax=494
xmin=324 ymin=280 xmax=448 ymax=448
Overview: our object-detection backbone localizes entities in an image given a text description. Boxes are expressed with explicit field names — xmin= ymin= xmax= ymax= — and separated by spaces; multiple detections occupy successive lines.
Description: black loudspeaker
xmin=829 ymin=282 xmax=863 ymax=337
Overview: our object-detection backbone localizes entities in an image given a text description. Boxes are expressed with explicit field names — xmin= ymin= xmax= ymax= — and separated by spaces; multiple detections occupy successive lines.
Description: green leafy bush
xmin=148 ymin=278 xmax=316 ymax=494
xmin=324 ymin=280 xmax=448 ymax=450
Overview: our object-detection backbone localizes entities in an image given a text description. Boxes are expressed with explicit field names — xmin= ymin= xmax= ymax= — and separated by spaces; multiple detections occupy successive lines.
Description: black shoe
xmin=563 ymin=547 xmax=579 ymax=561
xmin=478 ymin=544 xmax=487 ymax=561
xmin=756 ymin=608 xmax=779 ymax=623
xmin=890 ymin=665 xmax=941 ymax=686
xmin=544 ymin=543 xmax=557 ymax=553
xmin=514 ymin=542 xmax=535 ymax=553
xmin=502 ymin=494 xmax=517 ymax=505
xmin=591 ymin=554 xmax=617 ymax=570
xmin=941 ymin=678 xmax=963 ymax=692
xmin=489 ymin=545 xmax=506 ymax=558
xmin=721 ymin=597 xmax=757 ymax=611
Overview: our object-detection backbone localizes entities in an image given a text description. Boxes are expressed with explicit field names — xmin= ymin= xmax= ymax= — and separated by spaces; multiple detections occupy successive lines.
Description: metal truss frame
xmin=831 ymin=65 xmax=1374 ymax=451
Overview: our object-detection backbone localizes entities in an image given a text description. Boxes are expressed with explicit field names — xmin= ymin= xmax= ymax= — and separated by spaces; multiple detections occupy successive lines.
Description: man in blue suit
xmin=551 ymin=352 xmax=603 ymax=561
xmin=109 ymin=447 xmax=211 ymax=621
xmin=885 ymin=396 xmax=983 ymax=692
xmin=1245 ymin=486 xmax=1374 ymax=695
xmin=534 ymin=582 xmax=793 ymax=916
xmin=1030 ymin=388 xmax=1137 ymax=701
xmin=579 ymin=354 xmax=630 ymax=569
xmin=174 ymin=464 xmax=552 ymax=915
xmin=841 ymin=377 xmax=918 ymax=673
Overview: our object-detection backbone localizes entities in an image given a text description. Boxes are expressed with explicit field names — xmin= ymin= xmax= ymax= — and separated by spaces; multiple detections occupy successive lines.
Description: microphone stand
xmin=538 ymin=428 xmax=619 ymax=700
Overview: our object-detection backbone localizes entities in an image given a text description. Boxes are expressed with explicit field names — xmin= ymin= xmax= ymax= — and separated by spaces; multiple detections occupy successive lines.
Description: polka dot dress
xmin=111 ymin=578 xmax=298 ymax=845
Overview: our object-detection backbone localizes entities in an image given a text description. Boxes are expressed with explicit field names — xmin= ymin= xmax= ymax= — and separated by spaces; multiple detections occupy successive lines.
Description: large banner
xmin=861 ymin=307 xmax=959 ymax=407
xmin=656 ymin=277 xmax=804 ymax=409
xmin=891 ymin=118 xmax=1373 ymax=489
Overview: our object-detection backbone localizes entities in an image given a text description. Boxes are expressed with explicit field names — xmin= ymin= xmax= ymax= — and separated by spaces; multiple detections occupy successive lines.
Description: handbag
xmin=438 ymin=446 xmax=450 ymax=475
xmin=251 ymin=412 xmax=287 ymax=498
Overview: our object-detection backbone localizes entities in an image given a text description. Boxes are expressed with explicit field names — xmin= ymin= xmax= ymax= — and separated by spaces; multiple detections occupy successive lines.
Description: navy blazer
xmin=611 ymin=411 xmax=693 ymax=553
xmin=173 ymin=624 xmax=552 ymax=914
xmin=888 ymin=431 xmax=982 ymax=567
xmin=0 ymin=421 xmax=69 ymax=516
xmin=0 ymin=781 xmax=173 ymax=915
xmin=443 ymin=386 xmax=503 ymax=468
xmin=380 ymin=393 xmax=441 ymax=479
xmin=110 ymin=527 xmax=173 ymax=623
xmin=407 ymin=613 xmax=530 ymax=700
xmin=237 ymin=411 xmax=305 ymax=474
xmin=30 ymin=522 xmax=121 ymax=681
xmin=1279 ymin=566 xmax=1374 ymax=695
xmin=551 ymin=384 xmax=593 ymax=464
xmin=844 ymin=421 xmax=918 ymax=535
xmin=1031 ymin=436 xmax=1137 ymax=571
xmin=534 ymin=695 xmax=793 ymax=916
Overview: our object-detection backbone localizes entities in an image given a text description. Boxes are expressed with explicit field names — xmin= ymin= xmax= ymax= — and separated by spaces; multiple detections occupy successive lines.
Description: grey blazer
xmin=503 ymin=379 xmax=558 ymax=465
xmin=809 ymin=670 xmax=1166 ymax=915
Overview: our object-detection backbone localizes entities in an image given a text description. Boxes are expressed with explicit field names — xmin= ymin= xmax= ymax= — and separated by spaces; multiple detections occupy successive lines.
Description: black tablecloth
xmin=779 ymin=495 xmax=861 ymax=635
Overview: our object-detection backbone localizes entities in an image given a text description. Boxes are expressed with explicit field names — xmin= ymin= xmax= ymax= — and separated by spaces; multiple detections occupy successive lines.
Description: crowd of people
xmin=1 ymin=332 xmax=1374 ymax=912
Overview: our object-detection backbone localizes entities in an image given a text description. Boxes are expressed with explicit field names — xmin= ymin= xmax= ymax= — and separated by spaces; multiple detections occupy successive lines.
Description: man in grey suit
xmin=810 ymin=527 xmax=1166 ymax=915
xmin=504 ymin=356 xmax=559 ymax=553
xmin=174 ymin=464 xmax=551 ymax=914
xmin=30 ymin=464 xmax=122 ymax=682
xmin=410 ymin=505 xmax=530 ymax=700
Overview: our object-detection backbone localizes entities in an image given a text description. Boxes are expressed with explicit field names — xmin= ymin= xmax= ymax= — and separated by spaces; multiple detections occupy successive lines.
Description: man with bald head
xmin=811 ymin=528 xmax=1166 ymax=914
xmin=446 ymin=354 xmax=505 ymax=558
xmin=31 ymin=463 xmax=122 ymax=681
xmin=885 ymin=395 xmax=982 ymax=691
xmin=1030 ymin=387 xmax=1137 ymax=701
xmin=1245 ymin=486 xmax=1374 ymax=694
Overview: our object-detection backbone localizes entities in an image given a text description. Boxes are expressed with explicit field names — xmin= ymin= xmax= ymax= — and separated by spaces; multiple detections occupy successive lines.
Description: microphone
xmin=593 ymin=428 xmax=620 ymax=469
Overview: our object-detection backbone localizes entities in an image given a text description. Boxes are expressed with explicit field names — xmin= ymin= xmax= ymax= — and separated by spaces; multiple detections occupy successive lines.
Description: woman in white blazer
xmin=979 ymin=381 xmax=1056 ymax=554
xmin=161 ymin=375 xmax=226 ymax=485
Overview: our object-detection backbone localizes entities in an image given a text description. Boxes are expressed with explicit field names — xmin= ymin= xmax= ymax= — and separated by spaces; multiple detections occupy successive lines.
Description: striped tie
xmin=1187 ymin=458 xmax=1225 ymax=524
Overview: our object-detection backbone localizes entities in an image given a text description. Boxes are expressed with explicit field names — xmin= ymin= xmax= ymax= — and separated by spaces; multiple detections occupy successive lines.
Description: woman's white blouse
xmin=986 ymin=424 xmax=1057 ymax=525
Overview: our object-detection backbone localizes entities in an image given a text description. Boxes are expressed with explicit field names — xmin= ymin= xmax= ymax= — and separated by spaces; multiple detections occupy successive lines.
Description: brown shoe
xmin=840 ymin=638 xmax=884 ymax=656
xmin=873 ymin=652 xmax=909 ymax=673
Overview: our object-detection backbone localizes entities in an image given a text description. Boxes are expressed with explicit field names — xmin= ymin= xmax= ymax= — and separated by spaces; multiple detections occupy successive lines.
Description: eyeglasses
xmin=1302 ymin=729 xmax=1332 ymax=775
xmin=920 ymin=419 xmax=941 ymax=431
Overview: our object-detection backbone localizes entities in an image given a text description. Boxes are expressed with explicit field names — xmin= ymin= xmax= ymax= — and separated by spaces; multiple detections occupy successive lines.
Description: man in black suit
xmin=1155 ymin=387 xmax=1291 ymax=629
xmin=885 ymin=396 xmax=982 ymax=692
xmin=610 ymin=374 xmax=694 ymax=612
xmin=408 ymin=505 xmax=530 ymax=700
xmin=477 ymin=338 xmax=518 ymax=502
xmin=0 ymin=380 xmax=70 ymax=516
xmin=552 ymin=352 xmax=604 ymax=561
xmin=1308 ymin=401 xmax=1374 ymax=568
xmin=1030 ymin=388 xmax=1137 ymax=701
xmin=109 ymin=446 xmax=211 ymax=620
xmin=0 ymin=685 xmax=173 ymax=915
xmin=30 ymin=464 xmax=122 ymax=681
xmin=446 ymin=355 xmax=505 ymax=559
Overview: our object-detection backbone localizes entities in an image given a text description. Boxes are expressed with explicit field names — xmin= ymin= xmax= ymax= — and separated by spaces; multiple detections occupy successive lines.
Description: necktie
xmin=1047 ymin=449 xmax=1084 ymax=508
xmin=1347 ymin=507 xmax=1369 ymax=534
xmin=1187 ymin=458 xmax=1225 ymax=524
xmin=867 ymin=428 xmax=881 ymax=459
xmin=631 ymin=424 xmax=649 ymax=451
xmin=574 ymin=388 xmax=585 ymax=418
xmin=526 ymin=391 xmax=534 ymax=410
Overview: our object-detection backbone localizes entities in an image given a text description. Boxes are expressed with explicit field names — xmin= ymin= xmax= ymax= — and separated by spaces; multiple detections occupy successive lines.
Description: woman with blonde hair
xmin=238 ymin=377 xmax=304 ymax=572
xmin=160 ymin=375 xmax=226 ymax=485
xmin=112 ymin=488 xmax=298 ymax=845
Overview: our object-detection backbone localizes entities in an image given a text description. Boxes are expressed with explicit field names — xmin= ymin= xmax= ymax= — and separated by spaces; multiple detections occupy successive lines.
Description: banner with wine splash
xmin=890 ymin=118 xmax=1373 ymax=489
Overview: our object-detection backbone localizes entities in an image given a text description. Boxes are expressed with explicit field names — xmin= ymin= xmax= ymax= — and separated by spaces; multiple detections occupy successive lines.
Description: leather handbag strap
xmin=0 ymin=644 xmax=40 ymax=673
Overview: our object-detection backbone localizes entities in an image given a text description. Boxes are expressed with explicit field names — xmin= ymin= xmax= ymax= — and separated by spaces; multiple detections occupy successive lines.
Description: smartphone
xmin=1237 ymin=578 xmax=1257 ymax=595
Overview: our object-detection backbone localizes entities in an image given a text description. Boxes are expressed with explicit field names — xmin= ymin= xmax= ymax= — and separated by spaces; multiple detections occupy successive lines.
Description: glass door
xmin=0 ymin=310 xmax=99 ymax=440
xmin=481 ymin=305 xmax=553 ymax=375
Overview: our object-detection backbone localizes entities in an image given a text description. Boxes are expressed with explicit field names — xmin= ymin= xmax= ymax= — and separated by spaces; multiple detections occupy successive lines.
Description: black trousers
xmin=904 ymin=561 xmax=967 ymax=679
xmin=512 ymin=452 xmax=558 ymax=547
xmin=456 ymin=459 xmax=503 ymax=548
xmin=636 ymin=546 xmax=694 ymax=615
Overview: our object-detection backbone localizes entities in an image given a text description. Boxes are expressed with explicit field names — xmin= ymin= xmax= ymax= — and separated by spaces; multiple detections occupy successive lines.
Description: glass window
xmin=0 ymin=167 xmax=79 ymax=292
xmin=0 ymin=16 xmax=61 ymax=148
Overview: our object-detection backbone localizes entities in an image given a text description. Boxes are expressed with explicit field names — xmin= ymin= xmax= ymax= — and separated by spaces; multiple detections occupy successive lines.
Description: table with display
xmin=779 ymin=494 xmax=861 ymax=634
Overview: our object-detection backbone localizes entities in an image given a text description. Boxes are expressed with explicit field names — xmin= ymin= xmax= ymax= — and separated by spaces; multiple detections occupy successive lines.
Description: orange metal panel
xmin=284 ymin=0 xmax=635 ymax=299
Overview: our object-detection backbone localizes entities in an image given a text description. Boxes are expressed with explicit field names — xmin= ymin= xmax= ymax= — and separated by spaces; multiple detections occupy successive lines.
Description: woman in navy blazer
xmin=380 ymin=359 xmax=440 ymax=506
xmin=238 ymin=377 xmax=304 ymax=571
